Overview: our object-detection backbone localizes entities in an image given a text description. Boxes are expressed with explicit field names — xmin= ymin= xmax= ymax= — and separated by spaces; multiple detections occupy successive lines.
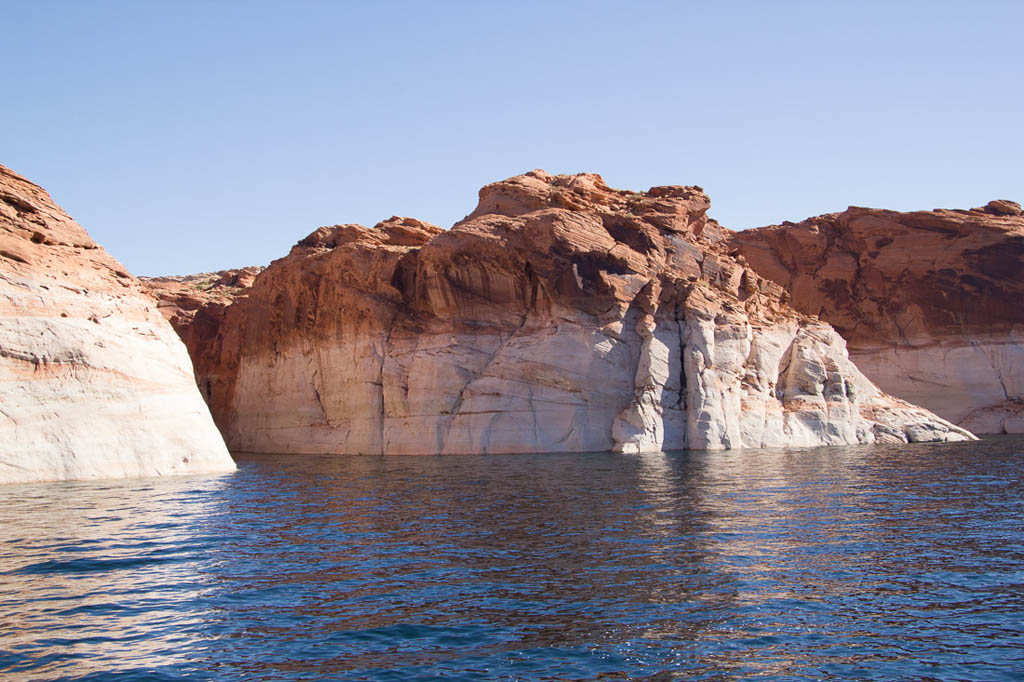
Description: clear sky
xmin=3 ymin=1 xmax=1021 ymax=276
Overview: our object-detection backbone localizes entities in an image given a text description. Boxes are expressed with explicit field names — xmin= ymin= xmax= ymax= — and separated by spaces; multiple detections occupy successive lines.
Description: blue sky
xmin=3 ymin=1 xmax=1021 ymax=275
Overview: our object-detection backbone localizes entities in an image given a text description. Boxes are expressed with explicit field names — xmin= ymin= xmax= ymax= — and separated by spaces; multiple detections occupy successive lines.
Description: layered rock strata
xmin=732 ymin=201 xmax=1024 ymax=434
xmin=0 ymin=165 xmax=235 ymax=483
xmin=154 ymin=172 xmax=973 ymax=454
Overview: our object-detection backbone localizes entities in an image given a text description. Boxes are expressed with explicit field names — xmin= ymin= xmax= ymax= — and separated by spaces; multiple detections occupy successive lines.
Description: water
xmin=2 ymin=438 xmax=1023 ymax=681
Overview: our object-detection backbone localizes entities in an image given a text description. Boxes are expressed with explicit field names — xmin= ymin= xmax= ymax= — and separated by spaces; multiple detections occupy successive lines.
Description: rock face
xmin=140 ymin=268 xmax=264 ymax=429
xmin=154 ymin=172 xmax=973 ymax=454
xmin=732 ymin=201 xmax=1024 ymax=434
xmin=0 ymin=165 xmax=236 ymax=483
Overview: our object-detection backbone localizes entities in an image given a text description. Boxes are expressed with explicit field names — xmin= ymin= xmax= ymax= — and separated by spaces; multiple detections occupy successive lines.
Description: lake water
xmin=2 ymin=438 xmax=1023 ymax=681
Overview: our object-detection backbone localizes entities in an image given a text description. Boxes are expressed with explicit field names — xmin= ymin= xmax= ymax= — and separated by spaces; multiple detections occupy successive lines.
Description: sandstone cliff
xmin=0 ymin=165 xmax=236 ymax=483
xmin=150 ymin=171 xmax=973 ymax=454
xmin=732 ymin=201 xmax=1024 ymax=434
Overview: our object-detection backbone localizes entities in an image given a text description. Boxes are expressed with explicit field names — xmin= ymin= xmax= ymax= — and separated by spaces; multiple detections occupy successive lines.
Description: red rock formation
xmin=0 ymin=165 xmax=236 ymax=483
xmin=732 ymin=200 xmax=1024 ymax=433
xmin=150 ymin=171 xmax=972 ymax=454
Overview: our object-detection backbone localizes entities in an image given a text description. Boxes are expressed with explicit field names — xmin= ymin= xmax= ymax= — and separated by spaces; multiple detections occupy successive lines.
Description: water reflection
xmin=0 ymin=475 xmax=232 ymax=679
xmin=1 ymin=438 xmax=1023 ymax=680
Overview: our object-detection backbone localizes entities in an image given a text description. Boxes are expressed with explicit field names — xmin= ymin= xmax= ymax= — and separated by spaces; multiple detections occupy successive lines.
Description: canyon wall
xmin=732 ymin=201 xmax=1024 ymax=434
xmin=150 ymin=171 xmax=973 ymax=454
xmin=0 ymin=165 xmax=235 ymax=483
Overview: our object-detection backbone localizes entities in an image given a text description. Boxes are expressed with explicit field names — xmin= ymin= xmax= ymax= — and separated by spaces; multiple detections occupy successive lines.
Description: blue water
xmin=2 ymin=438 xmax=1023 ymax=681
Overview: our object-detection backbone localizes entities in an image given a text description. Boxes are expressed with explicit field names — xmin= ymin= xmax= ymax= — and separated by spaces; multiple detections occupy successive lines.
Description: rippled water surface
xmin=2 ymin=438 xmax=1023 ymax=681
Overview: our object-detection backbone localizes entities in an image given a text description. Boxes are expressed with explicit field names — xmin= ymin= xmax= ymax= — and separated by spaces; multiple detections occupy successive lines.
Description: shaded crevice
xmin=528 ymin=385 xmax=539 ymax=446
xmin=0 ymin=193 xmax=38 ymax=214
xmin=673 ymin=296 xmax=687 ymax=412
xmin=311 ymin=369 xmax=327 ymax=424
xmin=0 ymin=249 xmax=28 ymax=264
xmin=775 ymin=336 xmax=797 ymax=402
xmin=377 ymin=325 xmax=394 ymax=454
xmin=972 ymin=340 xmax=1011 ymax=400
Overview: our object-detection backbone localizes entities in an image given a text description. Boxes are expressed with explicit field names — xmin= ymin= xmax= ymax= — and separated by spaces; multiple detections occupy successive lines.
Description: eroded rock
xmin=0 ymin=165 xmax=236 ymax=483
xmin=152 ymin=171 xmax=973 ymax=453
xmin=732 ymin=203 xmax=1024 ymax=433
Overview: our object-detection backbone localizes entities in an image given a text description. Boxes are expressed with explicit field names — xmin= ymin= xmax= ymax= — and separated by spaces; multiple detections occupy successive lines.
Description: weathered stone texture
xmin=732 ymin=200 xmax=1024 ymax=433
xmin=0 ymin=165 xmax=235 ymax=483
xmin=150 ymin=171 xmax=973 ymax=453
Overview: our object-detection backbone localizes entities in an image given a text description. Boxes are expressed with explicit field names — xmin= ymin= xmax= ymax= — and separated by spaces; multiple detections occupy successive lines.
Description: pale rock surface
xmin=151 ymin=172 xmax=973 ymax=454
xmin=732 ymin=201 xmax=1024 ymax=433
xmin=0 ymin=165 xmax=235 ymax=483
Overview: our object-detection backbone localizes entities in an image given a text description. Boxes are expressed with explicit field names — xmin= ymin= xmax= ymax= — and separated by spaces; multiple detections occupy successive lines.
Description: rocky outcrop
xmin=140 ymin=267 xmax=262 ymax=434
xmin=156 ymin=172 xmax=973 ymax=454
xmin=0 ymin=165 xmax=236 ymax=483
xmin=732 ymin=200 xmax=1024 ymax=433
xmin=142 ymin=268 xmax=263 ymax=320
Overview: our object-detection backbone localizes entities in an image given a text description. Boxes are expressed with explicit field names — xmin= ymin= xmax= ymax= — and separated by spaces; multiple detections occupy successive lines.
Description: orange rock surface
xmin=147 ymin=171 xmax=973 ymax=453
xmin=732 ymin=201 xmax=1024 ymax=433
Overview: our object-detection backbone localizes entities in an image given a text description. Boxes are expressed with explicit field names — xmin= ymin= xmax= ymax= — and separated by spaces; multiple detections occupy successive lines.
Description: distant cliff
xmin=733 ymin=200 xmax=1024 ymax=434
xmin=145 ymin=171 xmax=972 ymax=454
xmin=0 ymin=165 xmax=235 ymax=483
